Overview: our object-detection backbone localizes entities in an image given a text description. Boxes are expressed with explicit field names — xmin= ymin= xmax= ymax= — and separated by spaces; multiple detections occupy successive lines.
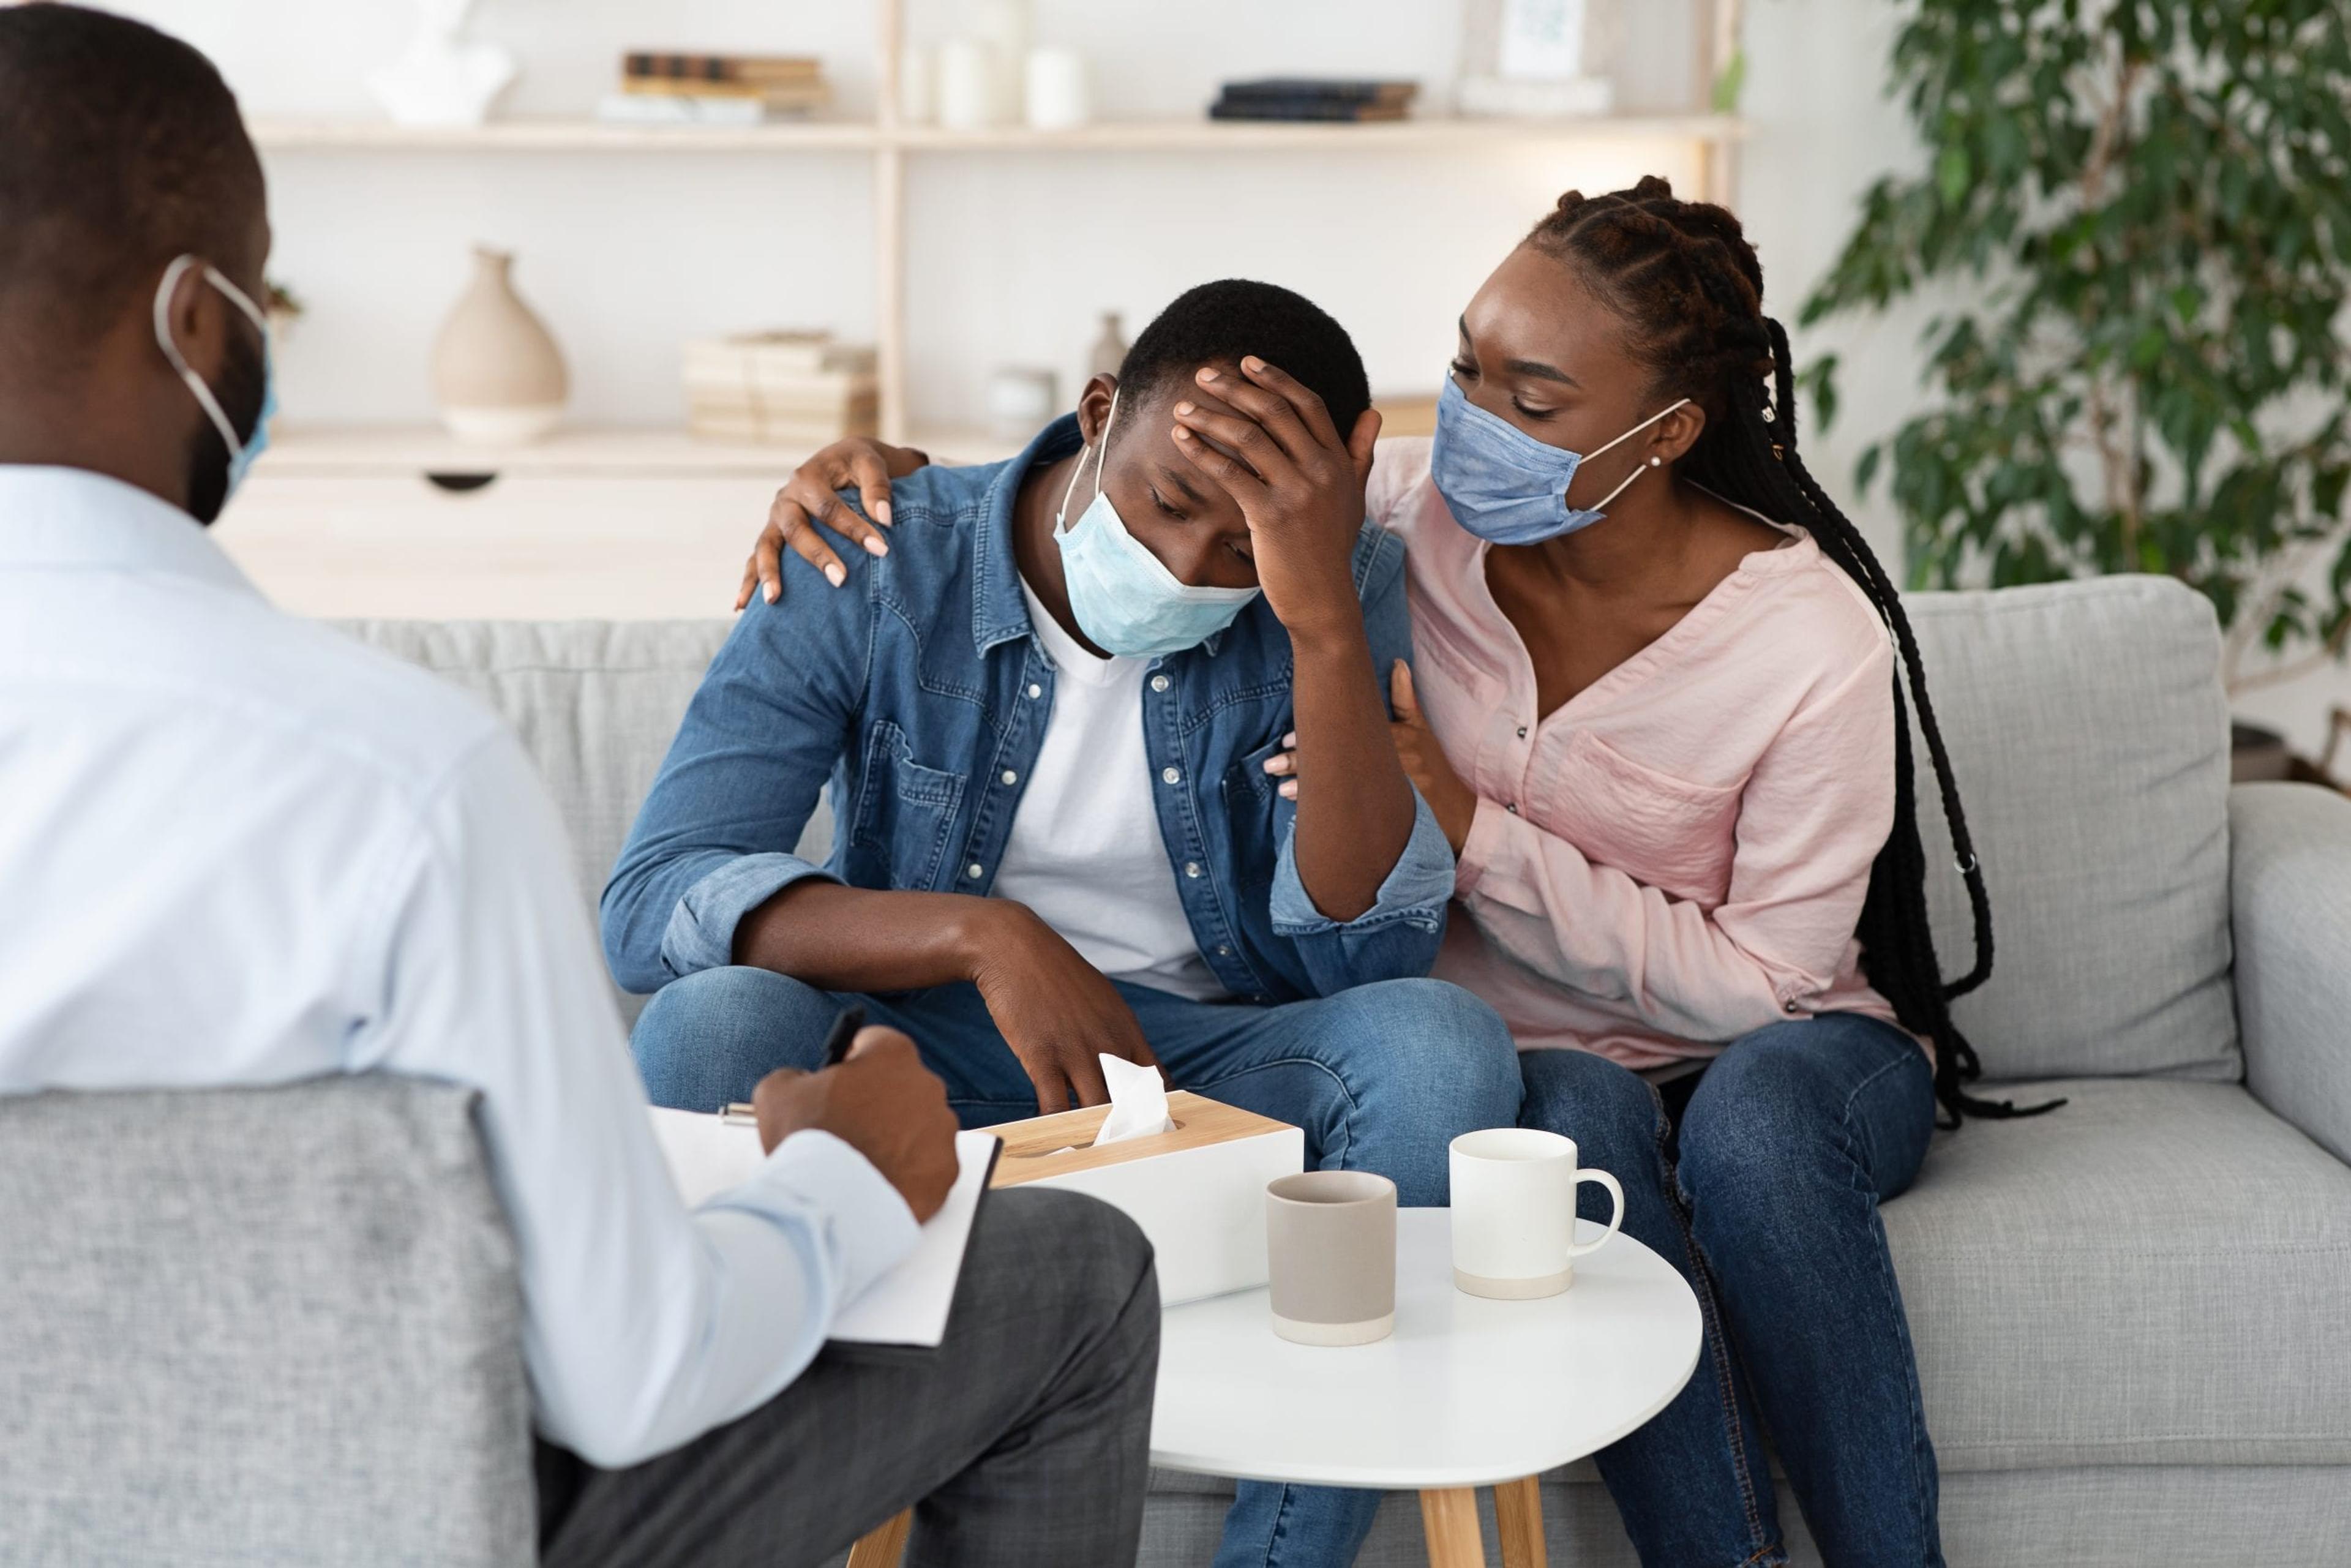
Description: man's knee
xmin=629 ymin=965 xmax=834 ymax=1109
xmin=1318 ymin=977 xmax=1523 ymax=1123
xmin=983 ymin=1188 xmax=1159 ymax=1341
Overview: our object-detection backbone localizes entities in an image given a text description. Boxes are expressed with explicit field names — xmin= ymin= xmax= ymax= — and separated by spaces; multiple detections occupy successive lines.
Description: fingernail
xmin=1175 ymin=401 xmax=1194 ymax=415
xmin=1174 ymin=426 xmax=1193 ymax=440
xmin=766 ymin=585 xmax=779 ymax=602
xmin=824 ymin=563 xmax=846 ymax=587
xmin=1198 ymin=368 xmax=1219 ymax=383
xmin=1243 ymin=356 xmax=1265 ymax=373
xmin=863 ymin=536 xmax=888 ymax=557
xmin=1283 ymin=731 xmax=1297 ymax=746
xmin=876 ymin=501 xmax=892 ymax=523
xmin=1280 ymin=781 xmax=1297 ymax=799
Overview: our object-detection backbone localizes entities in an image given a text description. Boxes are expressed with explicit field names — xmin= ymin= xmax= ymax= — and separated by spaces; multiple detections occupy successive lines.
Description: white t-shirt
xmin=992 ymin=579 xmax=1224 ymax=1001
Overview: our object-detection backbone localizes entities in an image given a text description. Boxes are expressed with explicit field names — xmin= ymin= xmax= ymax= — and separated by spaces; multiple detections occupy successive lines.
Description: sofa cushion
xmin=1884 ymin=1076 xmax=2351 ymax=1469
xmin=1904 ymin=578 xmax=2237 ymax=1081
xmin=0 ymin=1078 xmax=533 ymax=1567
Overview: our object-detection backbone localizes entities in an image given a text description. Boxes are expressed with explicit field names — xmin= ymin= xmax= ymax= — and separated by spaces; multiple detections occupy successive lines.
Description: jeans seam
xmin=1835 ymin=1060 xmax=1938 ymax=1563
xmin=1655 ymin=1081 xmax=1777 ymax=1562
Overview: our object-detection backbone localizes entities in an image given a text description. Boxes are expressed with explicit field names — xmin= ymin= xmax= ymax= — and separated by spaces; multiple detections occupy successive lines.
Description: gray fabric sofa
xmin=7 ymin=576 xmax=2349 ymax=1566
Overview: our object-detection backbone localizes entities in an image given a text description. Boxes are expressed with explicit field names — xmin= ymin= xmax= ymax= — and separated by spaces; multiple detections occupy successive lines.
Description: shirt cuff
xmin=1453 ymin=795 xmax=1526 ymax=902
xmin=1269 ymin=792 xmax=1456 ymax=934
xmin=660 ymin=852 xmax=838 ymax=978
xmin=718 ymin=1128 xmax=922 ymax=1314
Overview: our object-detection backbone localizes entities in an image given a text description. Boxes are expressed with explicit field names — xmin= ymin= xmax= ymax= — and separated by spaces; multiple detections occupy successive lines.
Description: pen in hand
xmin=720 ymin=1002 xmax=871 ymax=1125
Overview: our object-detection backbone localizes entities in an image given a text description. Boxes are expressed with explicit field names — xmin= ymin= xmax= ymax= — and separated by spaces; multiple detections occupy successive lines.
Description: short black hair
xmin=1117 ymin=279 xmax=1371 ymax=438
xmin=0 ymin=5 xmax=261 ymax=343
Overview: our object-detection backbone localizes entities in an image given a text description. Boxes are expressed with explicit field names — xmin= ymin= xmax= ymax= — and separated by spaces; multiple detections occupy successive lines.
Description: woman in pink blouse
xmin=737 ymin=178 xmax=2035 ymax=1568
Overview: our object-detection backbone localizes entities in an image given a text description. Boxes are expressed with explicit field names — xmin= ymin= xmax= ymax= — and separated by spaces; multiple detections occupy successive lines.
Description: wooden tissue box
xmin=989 ymin=1092 xmax=1305 ymax=1305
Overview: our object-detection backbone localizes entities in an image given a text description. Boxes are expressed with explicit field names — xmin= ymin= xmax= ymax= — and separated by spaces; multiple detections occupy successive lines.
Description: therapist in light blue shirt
xmin=0 ymin=12 xmax=1157 ymax=1566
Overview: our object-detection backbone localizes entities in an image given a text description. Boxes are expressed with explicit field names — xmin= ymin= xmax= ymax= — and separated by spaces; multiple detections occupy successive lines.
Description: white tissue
xmin=1091 ymin=1054 xmax=1174 ymax=1146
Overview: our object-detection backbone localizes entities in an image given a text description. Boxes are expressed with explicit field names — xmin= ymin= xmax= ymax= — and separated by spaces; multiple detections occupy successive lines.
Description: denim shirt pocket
xmin=850 ymin=718 xmax=967 ymax=890
xmin=1218 ymin=733 xmax=1290 ymax=904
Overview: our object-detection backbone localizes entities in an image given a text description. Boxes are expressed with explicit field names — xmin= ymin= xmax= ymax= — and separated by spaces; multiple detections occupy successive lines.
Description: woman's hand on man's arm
xmin=735 ymin=438 xmax=934 ymax=609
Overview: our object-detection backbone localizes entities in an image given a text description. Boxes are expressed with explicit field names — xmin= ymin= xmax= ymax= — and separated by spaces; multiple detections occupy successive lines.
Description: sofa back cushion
xmin=0 ymin=1078 xmax=533 ymax=1567
xmin=343 ymin=577 xmax=2239 ymax=1081
xmin=1904 ymin=577 xmax=2237 ymax=1081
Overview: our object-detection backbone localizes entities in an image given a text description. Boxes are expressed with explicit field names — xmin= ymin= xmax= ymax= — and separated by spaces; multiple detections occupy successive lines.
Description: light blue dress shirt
xmin=0 ymin=465 xmax=918 ymax=1466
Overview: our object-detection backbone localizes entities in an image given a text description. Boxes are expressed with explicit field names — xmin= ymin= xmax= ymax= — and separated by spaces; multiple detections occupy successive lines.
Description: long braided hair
xmin=1527 ymin=176 xmax=2049 ymax=1125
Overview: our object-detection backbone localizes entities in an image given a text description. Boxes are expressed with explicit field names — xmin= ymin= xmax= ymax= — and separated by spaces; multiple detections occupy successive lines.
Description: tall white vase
xmin=432 ymin=247 xmax=568 ymax=446
xmin=369 ymin=0 xmax=516 ymax=127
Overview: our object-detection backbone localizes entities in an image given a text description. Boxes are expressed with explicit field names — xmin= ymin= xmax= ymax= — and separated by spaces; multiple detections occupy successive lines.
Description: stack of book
xmin=597 ymin=53 xmax=832 ymax=127
xmin=683 ymin=332 xmax=877 ymax=447
xmin=1208 ymin=79 xmax=1419 ymax=123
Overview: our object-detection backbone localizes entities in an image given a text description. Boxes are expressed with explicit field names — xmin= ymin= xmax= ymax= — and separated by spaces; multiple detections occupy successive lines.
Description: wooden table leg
xmin=1494 ymin=1475 xmax=1548 ymax=1568
xmin=846 ymin=1507 xmax=912 ymax=1568
xmin=1419 ymin=1487 xmax=1485 ymax=1568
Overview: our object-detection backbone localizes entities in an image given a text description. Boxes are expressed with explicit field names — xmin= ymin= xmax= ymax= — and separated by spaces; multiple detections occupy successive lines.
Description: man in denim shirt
xmin=606 ymin=280 xmax=1518 ymax=1213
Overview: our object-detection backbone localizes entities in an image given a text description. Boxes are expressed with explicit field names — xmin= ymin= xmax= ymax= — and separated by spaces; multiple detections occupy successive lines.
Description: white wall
xmin=115 ymin=0 xmax=2351 ymax=751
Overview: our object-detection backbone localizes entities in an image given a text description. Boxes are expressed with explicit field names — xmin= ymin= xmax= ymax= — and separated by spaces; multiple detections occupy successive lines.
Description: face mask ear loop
xmin=1056 ymin=387 xmax=1120 ymax=531
xmin=1572 ymin=397 xmax=1693 ymax=512
xmin=154 ymin=254 xmax=245 ymax=460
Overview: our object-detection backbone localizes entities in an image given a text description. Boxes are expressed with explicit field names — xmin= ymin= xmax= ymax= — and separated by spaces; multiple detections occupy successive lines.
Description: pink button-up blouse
xmin=1368 ymin=438 xmax=1903 ymax=1070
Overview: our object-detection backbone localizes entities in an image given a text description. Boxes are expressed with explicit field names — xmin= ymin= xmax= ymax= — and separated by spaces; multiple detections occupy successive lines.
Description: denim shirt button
xmin=999 ymin=770 xmax=1018 ymax=786
xmin=1026 ymin=683 xmax=1043 ymax=699
xmin=1184 ymin=861 xmax=1201 ymax=878
xmin=1161 ymin=766 xmax=1182 ymax=784
xmin=965 ymin=862 xmax=984 ymax=879
xmin=1216 ymin=943 xmax=1232 ymax=956
xmin=1150 ymin=674 xmax=1171 ymax=693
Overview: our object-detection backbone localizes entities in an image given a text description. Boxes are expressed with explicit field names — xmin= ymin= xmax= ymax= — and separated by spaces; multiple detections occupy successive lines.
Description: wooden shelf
xmin=248 ymin=114 xmax=1745 ymax=156
xmin=257 ymin=423 xmax=1022 ymax=479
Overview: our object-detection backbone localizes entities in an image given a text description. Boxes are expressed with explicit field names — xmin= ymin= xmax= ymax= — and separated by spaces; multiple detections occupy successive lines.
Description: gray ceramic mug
xmin=1265 ymin=1170 xmax=1397 ymax=1346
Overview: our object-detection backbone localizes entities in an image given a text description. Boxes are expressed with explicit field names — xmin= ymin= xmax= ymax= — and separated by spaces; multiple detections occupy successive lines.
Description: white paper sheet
xmin=646 ymin=1108 xmax=999 ymax=1348
xmin=1090 ymin=1054 xmax=1174 ymax=1146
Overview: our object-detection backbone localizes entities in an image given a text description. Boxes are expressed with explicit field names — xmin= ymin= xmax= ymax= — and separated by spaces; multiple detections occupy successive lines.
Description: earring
xmin=1649 ymin=456 xmax=1663 ymax=467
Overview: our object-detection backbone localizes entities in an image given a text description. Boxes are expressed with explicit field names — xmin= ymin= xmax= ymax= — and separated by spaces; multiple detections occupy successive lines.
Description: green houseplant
xmin=1800 ymin=0 xmax=2351 ymax=699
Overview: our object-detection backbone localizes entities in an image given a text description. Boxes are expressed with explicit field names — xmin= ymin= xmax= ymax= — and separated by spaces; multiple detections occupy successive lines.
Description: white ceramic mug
xmin=1449 ymin=1127 xmax=1624 ymax=1299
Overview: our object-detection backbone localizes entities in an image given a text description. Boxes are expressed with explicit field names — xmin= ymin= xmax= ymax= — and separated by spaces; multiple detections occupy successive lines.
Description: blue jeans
xmin=631 ymin=965 xmax=1526 ymax=1568
xmin=1229 ymin=1013 xmax=1941 ymax=1568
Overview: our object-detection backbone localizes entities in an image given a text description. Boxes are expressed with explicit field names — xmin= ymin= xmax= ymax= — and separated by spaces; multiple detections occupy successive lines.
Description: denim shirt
xmin=601 ymin=415 xmax=1454 ymax=1004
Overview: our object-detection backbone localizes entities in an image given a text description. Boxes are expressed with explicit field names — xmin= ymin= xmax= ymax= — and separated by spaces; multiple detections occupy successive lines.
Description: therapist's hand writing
xmin=1169 ymin=356 xmax=1379 ymax=649
xmin=751 ymin=1028 xmax=961 ymax=1221
xmin=737 ymin=437 xmax=935 ymax=609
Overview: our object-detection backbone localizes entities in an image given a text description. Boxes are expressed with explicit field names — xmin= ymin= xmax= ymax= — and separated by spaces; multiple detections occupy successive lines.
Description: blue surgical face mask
xmin=153 ymin=253 xmax=276 ymax=510
xmin=1051 ymin=391 xmax=1260 ymax=658
xmin=1430 ymin=376 xmax=1689 ymax=546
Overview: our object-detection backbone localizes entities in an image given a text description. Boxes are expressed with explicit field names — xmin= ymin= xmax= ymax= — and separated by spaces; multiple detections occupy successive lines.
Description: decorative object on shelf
xmin=432 ymin=247 xmax=568 ymax=446
xmin=972 ymin=0 xmax=1032 ymax=124
xmin=683 ymin=331 xmax=877 ymax=446
xmin=1087 ymin=313 xmax=1128 ymax=381
xmin=1024 ymin=47 xmax=1090 ymax=132
xmin=986 ymin=366 xmax=1058 ymax=441
xmin=898 ymin=45 xmax=936 ymax=125
xmin=1209 ymin=80 xmax=1419 ymax=124
xmin=1455 ymin=0 xmax=1621 ymax=119
xmin=936 ymin=39 xmax=1002 ymax=130
xmin=368 ymin=0 xmax=517 ymax=129
xmin=599 ymin=51 xmax=830 ymax=125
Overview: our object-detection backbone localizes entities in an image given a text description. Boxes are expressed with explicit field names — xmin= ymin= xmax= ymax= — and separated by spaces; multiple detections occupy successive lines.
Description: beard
xmin=181 ymin=331 xmax=269 ymax=526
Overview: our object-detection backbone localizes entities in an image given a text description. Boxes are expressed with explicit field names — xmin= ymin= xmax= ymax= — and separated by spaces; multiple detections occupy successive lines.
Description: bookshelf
xmin=249 ymin=0 xmax=1747 ymax=470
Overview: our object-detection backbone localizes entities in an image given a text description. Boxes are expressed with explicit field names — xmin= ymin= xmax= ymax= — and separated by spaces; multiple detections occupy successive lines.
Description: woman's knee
xmin=629 ymin=965 xmax=834 ymax=1109
xmin=1518 ymin=1049 xmax=1666 ymax=1182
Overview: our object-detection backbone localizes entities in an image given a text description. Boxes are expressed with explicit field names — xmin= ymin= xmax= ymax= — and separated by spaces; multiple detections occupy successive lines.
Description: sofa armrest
xmin=2232 ymin=782 xmax=2351 ymax=1164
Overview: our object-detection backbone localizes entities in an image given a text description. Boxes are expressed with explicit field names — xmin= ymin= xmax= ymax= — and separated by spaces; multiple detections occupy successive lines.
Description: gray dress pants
xmin=536 ymin=1187 xmax=1160 ymax=1568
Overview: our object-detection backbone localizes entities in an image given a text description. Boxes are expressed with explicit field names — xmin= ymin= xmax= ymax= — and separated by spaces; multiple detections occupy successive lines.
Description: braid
xmin=1527 ymin=178 xmax=2056 ymax=1125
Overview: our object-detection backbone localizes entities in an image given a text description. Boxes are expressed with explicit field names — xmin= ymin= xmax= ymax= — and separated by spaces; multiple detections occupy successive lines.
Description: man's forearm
xmin=733 ymin=879 xmax=1000 ymax=991
xmin=1287 ymin=626 xmax=1417 ymax=921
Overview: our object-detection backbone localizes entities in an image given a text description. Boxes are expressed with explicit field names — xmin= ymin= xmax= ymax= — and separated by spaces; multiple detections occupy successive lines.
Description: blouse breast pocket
xmin=1542 ymin=728 xmax=1745 ymax=909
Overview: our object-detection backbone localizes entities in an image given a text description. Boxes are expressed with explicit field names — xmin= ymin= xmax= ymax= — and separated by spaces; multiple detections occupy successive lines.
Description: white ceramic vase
xmin=432 ymin=247 xmax=568 ymax=446
xmin=369 ymin=0 xmax=516 ymax=128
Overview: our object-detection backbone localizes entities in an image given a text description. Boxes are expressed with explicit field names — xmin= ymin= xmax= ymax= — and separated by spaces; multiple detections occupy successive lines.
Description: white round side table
xmin=1150 ymin=1207 xmax=1703 ymax=1566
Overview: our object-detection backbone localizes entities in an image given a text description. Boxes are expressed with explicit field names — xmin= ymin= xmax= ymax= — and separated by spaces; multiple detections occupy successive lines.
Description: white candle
xmin=1024 ymin=48 xmax=1089 ymax=131
xmin=937 ymin=37 xmax=1000 ymax=130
